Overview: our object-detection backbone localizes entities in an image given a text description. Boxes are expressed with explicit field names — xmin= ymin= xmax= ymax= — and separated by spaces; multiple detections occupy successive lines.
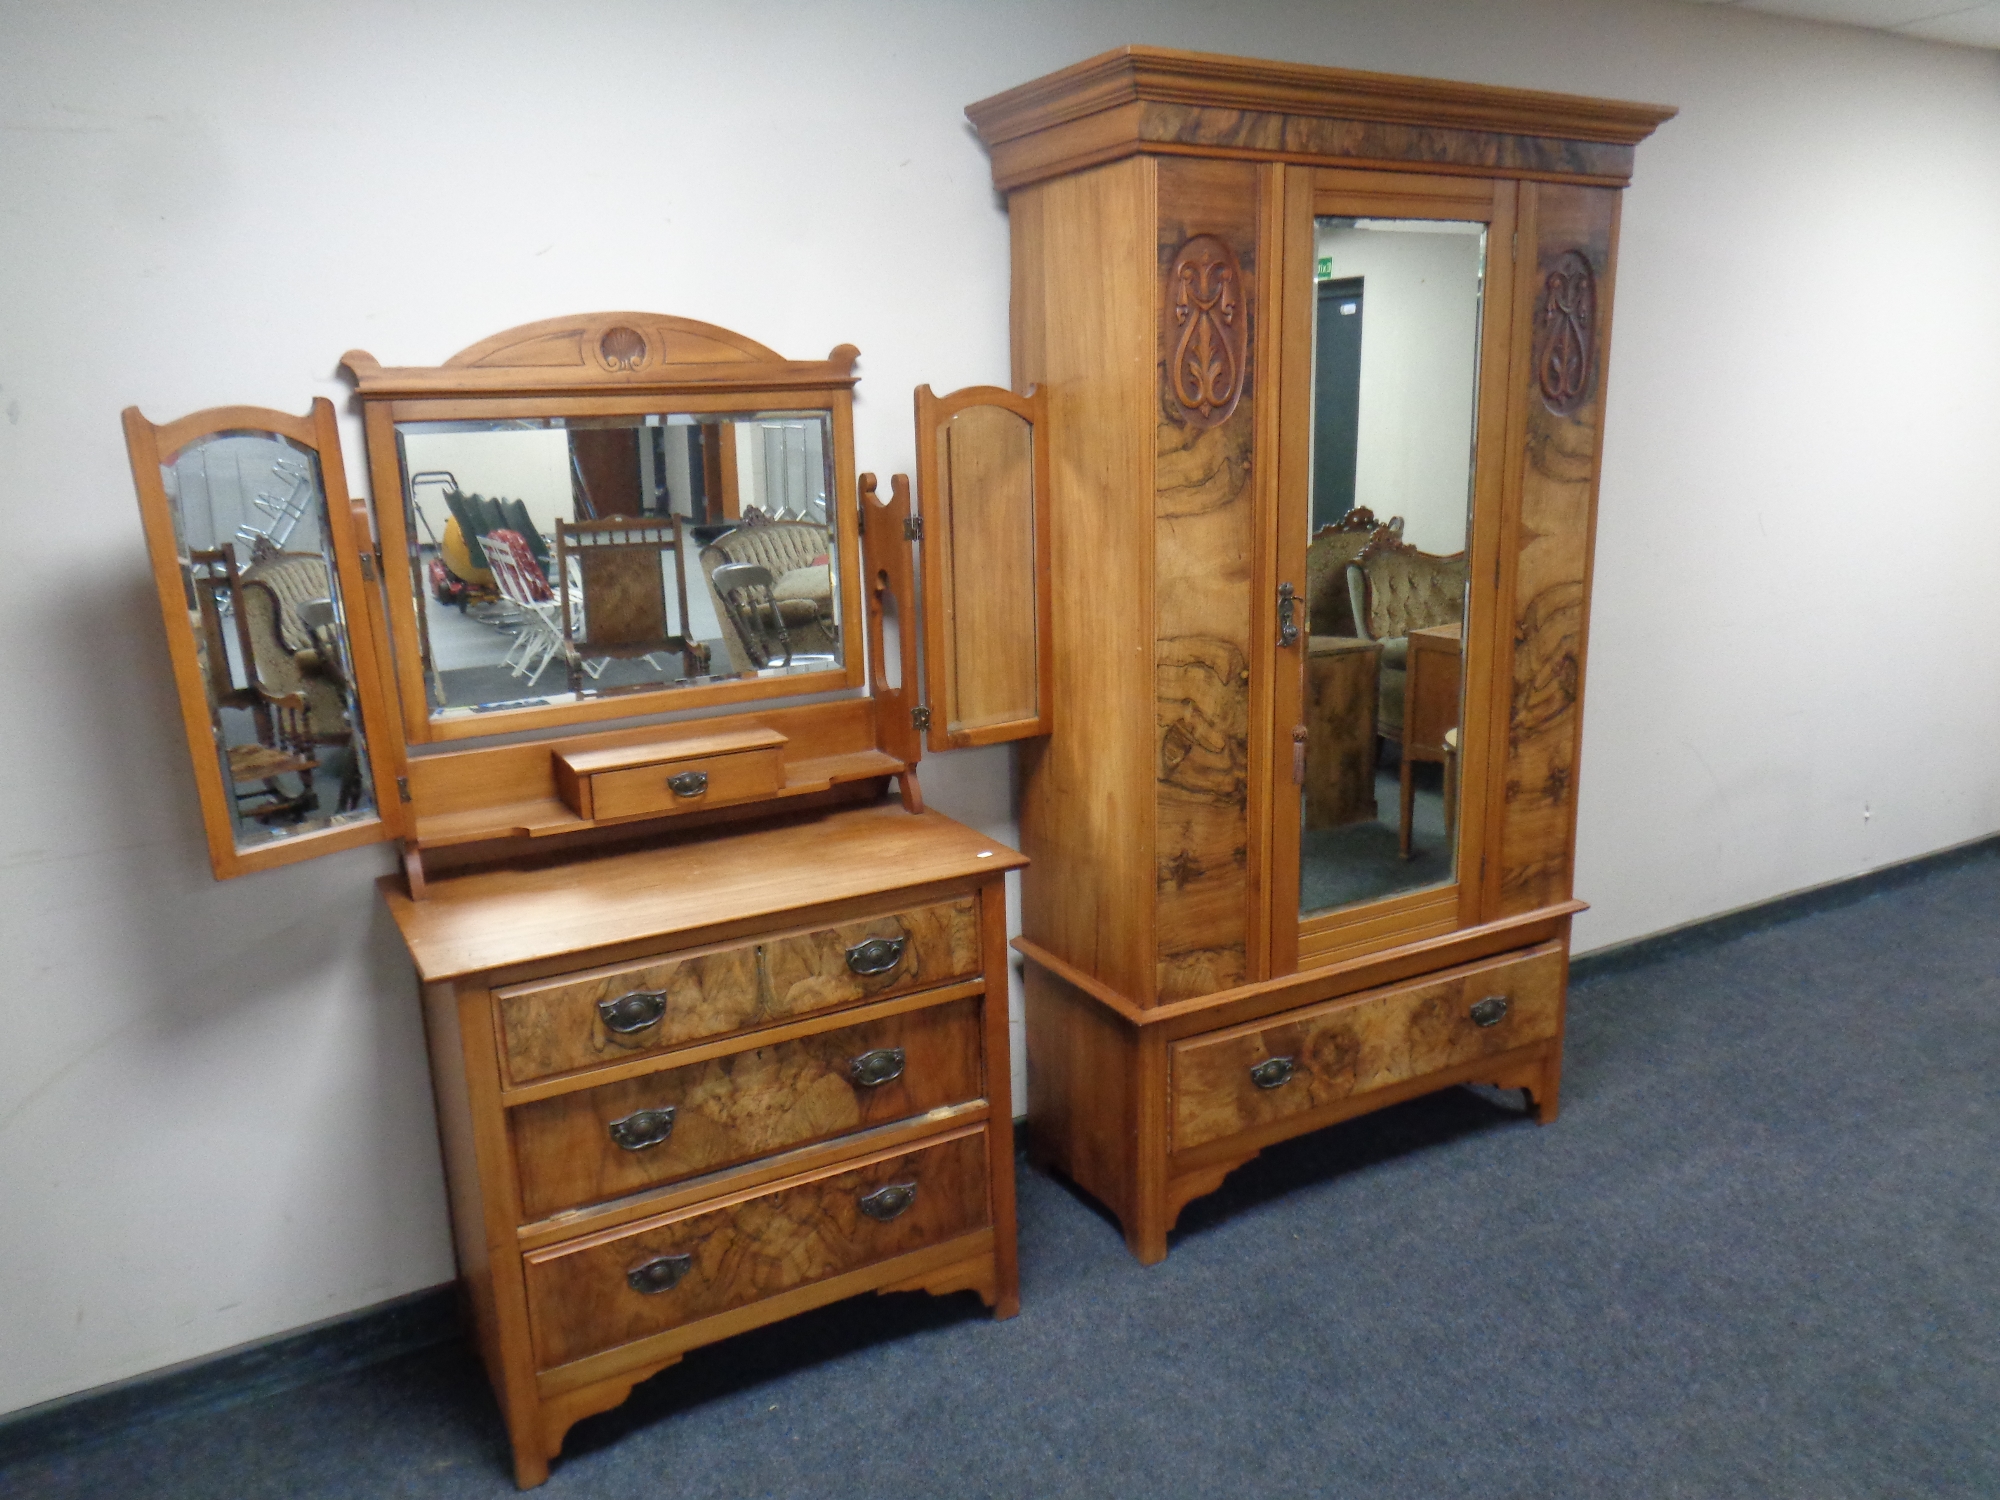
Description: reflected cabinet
xmin=968 ymin=48 xmax=1672 ymax=1262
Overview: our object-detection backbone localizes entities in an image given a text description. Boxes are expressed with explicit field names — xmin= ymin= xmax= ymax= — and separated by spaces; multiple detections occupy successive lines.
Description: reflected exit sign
xmin=1316 ymin=257 xmax=1332 ymax=279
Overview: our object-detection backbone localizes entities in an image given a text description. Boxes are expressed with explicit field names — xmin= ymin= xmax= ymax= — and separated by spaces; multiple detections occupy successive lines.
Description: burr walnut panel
xmin=509 ymin=996 xmax=984 ymax=1219
xmin=495 ymin=896 xmax=980 ymax=1085
xmin=523 ymin=1128 xmax=989 ymax=1370
xmin=1154 ymin=155 xmax=1261 ymax=1003
xmin=1169 ymin=942 xmax=1563 ymax=1152
xmin=1496 ymin=184 xmax=1619 ymax=917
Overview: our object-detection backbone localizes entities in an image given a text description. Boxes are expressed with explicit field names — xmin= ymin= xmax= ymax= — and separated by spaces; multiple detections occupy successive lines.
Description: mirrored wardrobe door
xmin=1269 ymin=171 xmax=1517 ymax=972
xmin=123 ymin=398 xmax=405 ymax=878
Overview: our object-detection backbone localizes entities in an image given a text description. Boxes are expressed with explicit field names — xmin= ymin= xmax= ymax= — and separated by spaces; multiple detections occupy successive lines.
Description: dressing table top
xmin=381 ymin=803 xmax=1025 ymax=981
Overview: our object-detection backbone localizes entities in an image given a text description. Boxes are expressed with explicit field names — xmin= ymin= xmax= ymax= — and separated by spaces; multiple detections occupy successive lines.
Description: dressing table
xmin=123 ymin=313 xmax=1049 ymax=1486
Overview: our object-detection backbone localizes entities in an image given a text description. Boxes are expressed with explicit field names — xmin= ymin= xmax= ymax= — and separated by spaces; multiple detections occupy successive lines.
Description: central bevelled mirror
xmin=396 ymin=410 xmax=840 ymax=719
xmin=1298 ymin=215 xmax=1484 ymax=918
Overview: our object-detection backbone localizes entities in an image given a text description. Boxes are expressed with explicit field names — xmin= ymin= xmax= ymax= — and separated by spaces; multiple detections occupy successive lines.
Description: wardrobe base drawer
xmin=523 ymin=1126 xmax=990 ymax=1369
xmin=1170 ymin=942 xmax=1564 ymax=1153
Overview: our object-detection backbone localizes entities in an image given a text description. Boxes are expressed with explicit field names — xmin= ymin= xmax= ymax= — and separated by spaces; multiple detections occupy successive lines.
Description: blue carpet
xmin=7 ymin=849 xmax=1997 ymax=1497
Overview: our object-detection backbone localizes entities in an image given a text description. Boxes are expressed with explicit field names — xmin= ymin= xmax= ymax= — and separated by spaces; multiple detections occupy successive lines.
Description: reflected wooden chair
xmin=238 ymin=550 xmax=360 ymax=811
xmin=555 ymin=517 xmax=710 ymax=696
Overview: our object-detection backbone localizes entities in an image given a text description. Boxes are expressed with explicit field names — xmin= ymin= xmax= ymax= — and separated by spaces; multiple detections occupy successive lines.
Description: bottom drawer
xmin=1171 ymin=943 xmax=1564 ymax=1152
xmin=524 ymin=1127 xmax=990 ymax=1369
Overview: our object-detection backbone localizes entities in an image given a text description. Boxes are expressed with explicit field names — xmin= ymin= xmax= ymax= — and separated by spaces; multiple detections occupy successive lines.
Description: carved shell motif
xmin=1165 ymin=234 xmax=1248 ymax=429
xmin=596 ymin=325 xmax=649 ymax=373
xmin=1534 ymin=252 xmax=1597 ymax=415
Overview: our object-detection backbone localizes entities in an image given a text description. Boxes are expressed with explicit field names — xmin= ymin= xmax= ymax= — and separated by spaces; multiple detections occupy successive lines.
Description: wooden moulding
xmin=966 ymin=45 xmax=1677 ymax=193
xmin=1016 ymin=899 xmax=1583 ymax=1034
xmin=343 ymin=311 xmax=860 ymax=399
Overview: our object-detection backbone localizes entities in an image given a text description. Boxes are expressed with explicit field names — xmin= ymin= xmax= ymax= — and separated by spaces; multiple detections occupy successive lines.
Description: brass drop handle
xmin=859 ymin=1182 xmax=918 ymax=1221
xmin=1277 ymin=581 xmax=1301 ymax=648
xmin=1250 ymin=1056 xmax=1297 ymax=1090
xmin=845 ymin=935 xmax=907 ymax=977
xmin=848 ymin=1048 xmax=907 ymax=1088
xmin=626 ymin=1253 xmax=692 ymax=1295
xmin=597 ymin=989 xmax=667 ymax=1035
xmin=666 ymin=769 xmax=709 ymax=798
xmin=608 ymin=1106 xmax=677 ymax=1151
xmin=1470 ymin=996 xmax=1509 ymax=1027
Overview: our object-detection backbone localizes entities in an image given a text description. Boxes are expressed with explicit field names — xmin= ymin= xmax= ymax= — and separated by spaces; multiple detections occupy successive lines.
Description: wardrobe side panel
xmin=1497 ymin=182 xmax=1620 ymax=915
xmin=1013 ymin=158 xmax=1161 ymax=1004
xmin=1153 ymin=157 xmax=1261 ymax=1002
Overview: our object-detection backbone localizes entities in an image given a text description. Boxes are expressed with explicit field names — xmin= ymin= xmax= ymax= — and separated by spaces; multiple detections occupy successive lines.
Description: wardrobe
xmin=964 ymin=47 xmax=1672 ymax=1262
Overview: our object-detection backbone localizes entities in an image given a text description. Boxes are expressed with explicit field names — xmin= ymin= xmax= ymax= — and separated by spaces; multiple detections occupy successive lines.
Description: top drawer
xmin=495 ymin=895 xmax=981 ymax=1085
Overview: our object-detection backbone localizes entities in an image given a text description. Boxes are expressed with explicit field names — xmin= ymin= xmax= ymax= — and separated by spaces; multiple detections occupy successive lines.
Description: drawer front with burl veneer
xmin=510 ymin=995 xmax=985 ymax=1219
xmin=524 ymin=1127 xmax=990 ymax=1369
xmin=1171 ymin=943 xmax=1565 ymax=1153
xmin=495 ymin=896 xmax=980 ymax=1085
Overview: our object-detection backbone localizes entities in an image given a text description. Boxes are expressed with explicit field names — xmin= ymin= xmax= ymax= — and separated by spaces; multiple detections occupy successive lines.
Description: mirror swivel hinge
xmin=903 ymin=516 xmax=924 ymax=542
xmin=359 ymin=551 xmax=379 ymax=583
xmin=396 ymin=776 xmax=412 ymax=804
xmin=911 ymin=704 xmax=933 ymax=731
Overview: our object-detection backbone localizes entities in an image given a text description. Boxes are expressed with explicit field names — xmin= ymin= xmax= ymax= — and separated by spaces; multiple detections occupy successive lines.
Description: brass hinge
xmin=359 ymin=551 xmax=378 ymax=583
xmin=903 ymin=516 xmax=924 ymax=542
xmin=396 ymin=776 xmax=412 ymax=804
xmin=911 ymin=704 xmax=932 ymax=730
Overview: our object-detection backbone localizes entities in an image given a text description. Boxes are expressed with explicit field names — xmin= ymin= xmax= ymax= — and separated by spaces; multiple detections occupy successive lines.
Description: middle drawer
xmin=510 ymin=995 xmax=984 ymax=1220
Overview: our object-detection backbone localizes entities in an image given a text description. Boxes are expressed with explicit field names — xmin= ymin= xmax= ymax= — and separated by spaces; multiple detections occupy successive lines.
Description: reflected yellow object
xmin=441 ymin=515 xmax=494 ymax=588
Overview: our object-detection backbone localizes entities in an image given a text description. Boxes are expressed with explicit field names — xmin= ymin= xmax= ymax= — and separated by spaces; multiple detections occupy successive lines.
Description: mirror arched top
xmin=345 ymin=313 xmax=868 ymax=746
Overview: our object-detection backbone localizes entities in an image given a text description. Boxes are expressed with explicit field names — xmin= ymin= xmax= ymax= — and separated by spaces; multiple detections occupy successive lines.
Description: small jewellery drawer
xmin=495 ymin=896 xmax=981 ymax=1085
xmin=523 ymin=1127 xmax=989 ymax=1369
xmin=587 ymin=746 xmax=785 ymax=822
xmin=510 ymin=996 xmax=984 ymax=1220
xmin=554 ymin=727 xmax=788 ymax=823
xmin=1170 ymin=943 xmax=1564 ymax=1152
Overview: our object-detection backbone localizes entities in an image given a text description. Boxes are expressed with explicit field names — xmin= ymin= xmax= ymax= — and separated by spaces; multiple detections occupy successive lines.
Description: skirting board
xmin=5 ymin=831 xmax=1995 ymax=1466
xmin=0 ymin=1283 xmax=460 ymax=1468
xmin=1570 ymin=831 xmax=2000 ymax=983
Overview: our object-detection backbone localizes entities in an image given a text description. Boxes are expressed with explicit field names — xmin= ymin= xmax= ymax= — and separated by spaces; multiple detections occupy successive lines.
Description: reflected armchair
xmin=1346 ymin=532 xmax=1467 ymax=857
xmin=698 ymin=514 xmax=837 ymax=674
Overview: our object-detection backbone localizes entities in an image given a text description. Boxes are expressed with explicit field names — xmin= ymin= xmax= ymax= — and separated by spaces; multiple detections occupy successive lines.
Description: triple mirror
xmin=126 ymin=314 xmax=1062 ymax=883
xmin=1296 ymin=214 xmax=1485 ymax=922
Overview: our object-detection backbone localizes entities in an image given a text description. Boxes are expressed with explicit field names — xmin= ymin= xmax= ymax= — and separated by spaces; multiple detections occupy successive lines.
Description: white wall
xmin=1319 ymin=221 xmax=1486 ymax=553
xmin=3 ymin=0 xmax=1997 ymax=1417
xmin=398 ymin=428 xmax=573 ymax=540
